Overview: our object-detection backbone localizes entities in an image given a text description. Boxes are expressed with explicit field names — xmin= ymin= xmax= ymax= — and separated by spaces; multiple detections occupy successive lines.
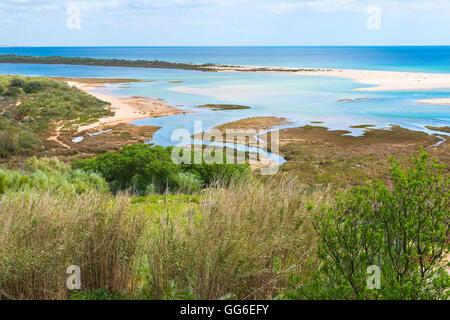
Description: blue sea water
xmin=0 ymin=46 xmax=449 ymax=148
xmin=1 ymin=46 xmax=450 ymax=73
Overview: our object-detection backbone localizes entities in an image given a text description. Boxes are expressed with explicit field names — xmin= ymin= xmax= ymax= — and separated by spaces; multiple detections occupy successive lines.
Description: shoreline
xmin=67 ymin=80 xmax=185 ymax=133
xmin=2 ymin=54 xmax=450 ymax=92
xmin=298 ymin=69 xmax=450 ymax=92
xmin=218 ymin=65 xmax=450 ymax=92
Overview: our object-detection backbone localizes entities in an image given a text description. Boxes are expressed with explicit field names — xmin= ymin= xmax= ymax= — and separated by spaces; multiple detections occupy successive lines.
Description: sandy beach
xmin=296 ymin=69 xmax=450 ymax=92
xmin=67 ymin=81 xmax=184 ymax=133
xmin=216 ymin=65 xmax=450 ymax=92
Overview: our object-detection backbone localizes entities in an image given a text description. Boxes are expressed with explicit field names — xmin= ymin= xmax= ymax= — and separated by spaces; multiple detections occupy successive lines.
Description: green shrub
xmin=0 ymin=75 xmax=113 ymax=158
xmin=69 ymin=287 xmax=127 ymax=300
xmin=284 ymin=151 xmax=449 ymax=300
xmin=0 ymin=157 xmax=109 ymax=195
xmin=23 ymin=81 xmax=45 ymax=94
xmin=10 ymin=78 xmax=25 ymax=88
xmin=4 ymin=86 xmax=21 ymax=97
xmin=73 ymin=144 xmax=250 ymax=194
xmin=174 ymin=172 xmax=201 ymax=193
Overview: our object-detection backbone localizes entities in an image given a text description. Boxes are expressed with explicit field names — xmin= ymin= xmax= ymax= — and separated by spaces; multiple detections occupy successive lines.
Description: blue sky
xmin=1 ymin=0 xmax=449 ymax=46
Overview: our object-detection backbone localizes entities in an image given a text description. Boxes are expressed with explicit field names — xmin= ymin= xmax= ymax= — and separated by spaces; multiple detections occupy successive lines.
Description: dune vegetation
xmin=0 ymin=75 xmax=112 ymax=159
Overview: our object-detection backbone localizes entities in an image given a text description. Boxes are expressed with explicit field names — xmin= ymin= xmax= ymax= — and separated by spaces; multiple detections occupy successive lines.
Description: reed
xmin=141 ymin=176 xmax=332 ymax=300
xmin=0 ymin=191 xmax=145 ymax=300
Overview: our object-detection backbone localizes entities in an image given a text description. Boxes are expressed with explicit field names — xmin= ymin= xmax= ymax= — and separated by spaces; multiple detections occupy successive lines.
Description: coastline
xmin=2 ymin=53 xmax=450 ymax=92
xmin=67 ymin=81 xmax=185 ymax=133
xmin=218 ymin=65 xmax=450 ymax=92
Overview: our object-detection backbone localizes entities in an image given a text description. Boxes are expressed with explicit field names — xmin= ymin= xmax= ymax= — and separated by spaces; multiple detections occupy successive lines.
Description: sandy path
xmin=67 ymin=81 xmax=183 ymax=133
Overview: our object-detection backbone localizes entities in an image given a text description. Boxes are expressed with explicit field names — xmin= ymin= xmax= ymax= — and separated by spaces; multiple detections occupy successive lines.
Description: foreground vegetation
xmin=0 ymin=151 xmax=448 ymax=300
xmin=0 ymin=75 xmax=448 ymax=300
xmin=72 ymin=144 xmax=251 ymax=194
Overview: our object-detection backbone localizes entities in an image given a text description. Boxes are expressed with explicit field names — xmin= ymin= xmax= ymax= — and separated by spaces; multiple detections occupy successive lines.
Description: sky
xmin=0 ymin=0 xmax=449 ymax=46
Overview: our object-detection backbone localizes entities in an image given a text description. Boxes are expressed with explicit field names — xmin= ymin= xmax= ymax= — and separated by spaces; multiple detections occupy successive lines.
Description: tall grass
xmin=141 ymin=176 xmax=332 ymax=300
xmin=0 ymin=191 xmax=145 ymax=300
xmin=0 ymin=158 xmax=333 ymax=300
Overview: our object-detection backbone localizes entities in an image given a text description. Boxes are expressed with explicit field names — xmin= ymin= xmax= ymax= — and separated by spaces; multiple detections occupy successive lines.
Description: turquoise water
xmin=1 ymin=47 xmax=450 ymax=148
xmin=2 ymin=46 xmax=450 ymax=73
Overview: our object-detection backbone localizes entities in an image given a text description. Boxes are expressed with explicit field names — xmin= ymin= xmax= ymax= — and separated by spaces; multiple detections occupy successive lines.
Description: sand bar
xmin=67 ymin=81 xmax=184 ymax=133
xmin=215 ymin=65 xmax=450 ymax=92
xmin=296 ymin=69 xmax=450 ymax=92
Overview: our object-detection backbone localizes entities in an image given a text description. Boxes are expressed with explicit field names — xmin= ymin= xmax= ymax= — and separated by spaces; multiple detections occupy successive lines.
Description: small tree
xmin=296 ymin=151 xmax=449 ymax=300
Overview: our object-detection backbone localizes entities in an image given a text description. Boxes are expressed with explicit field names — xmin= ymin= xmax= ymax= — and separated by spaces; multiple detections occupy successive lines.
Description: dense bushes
xmin=283 ymin=151 xmax=449 ymax=300
xmin=0 ymin=75 xmax=114 ymax=158
xmin=73 ymin=144 xmax=251 ymax=194
xmin=0 ymin=157 xmax=108 ymax=195
xmin=0 ymin=75 xmax=112 ymax=123
xmin=0 ymin=75 xmax=64 ymax=97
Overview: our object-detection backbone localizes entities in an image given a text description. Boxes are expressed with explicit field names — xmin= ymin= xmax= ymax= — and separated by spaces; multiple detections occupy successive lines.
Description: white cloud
xmin=0 ymin=0 xmax=449 ymax=25
xmin=261 ymin=0 xmax=450 ymax=15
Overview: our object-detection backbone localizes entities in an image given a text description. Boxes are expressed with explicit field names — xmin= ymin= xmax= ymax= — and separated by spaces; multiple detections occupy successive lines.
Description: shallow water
xmin=1 ymin=54 xmax=450 ymax=151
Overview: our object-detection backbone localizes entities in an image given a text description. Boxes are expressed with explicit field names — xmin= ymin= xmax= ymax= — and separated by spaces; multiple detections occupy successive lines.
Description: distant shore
xmin=3 ymin=54 xmax=450 ymax=93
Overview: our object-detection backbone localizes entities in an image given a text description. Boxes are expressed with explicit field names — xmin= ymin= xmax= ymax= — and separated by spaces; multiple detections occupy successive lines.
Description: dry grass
xmin=0 ymin=191 xmax=146 ymax=300
xmin=142 ymin=176 xmax=332 ymax=300
xmin=0 ymin=175 xmax=334 ymax=300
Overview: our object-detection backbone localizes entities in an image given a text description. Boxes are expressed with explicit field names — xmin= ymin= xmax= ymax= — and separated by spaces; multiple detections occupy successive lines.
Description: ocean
xmin=0 ymin=46 xmax=449 ymax=147
xmin=1 ymin=46 xmax=450 ymax=73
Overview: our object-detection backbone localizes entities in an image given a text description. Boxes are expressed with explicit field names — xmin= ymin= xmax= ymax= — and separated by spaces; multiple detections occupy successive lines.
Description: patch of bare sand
xmin=67 ymin=81 xmax=185 ymax=133
xmin=416 ymin=98 xmax=450 ymax=106
xmin=215 ymin=65 xmax=450 ymax=92
xmin=297 ymin=69 xmax=450 ymax=92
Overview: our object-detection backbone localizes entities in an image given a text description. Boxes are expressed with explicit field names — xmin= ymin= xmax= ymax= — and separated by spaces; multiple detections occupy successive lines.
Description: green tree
xmin=287 ymin=151 xmax=449 ymax=300
xmin=73 ymin=144 xmax=251 ymax=194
